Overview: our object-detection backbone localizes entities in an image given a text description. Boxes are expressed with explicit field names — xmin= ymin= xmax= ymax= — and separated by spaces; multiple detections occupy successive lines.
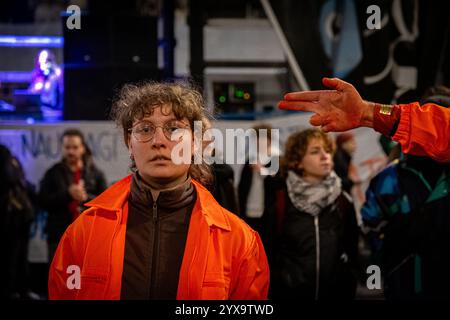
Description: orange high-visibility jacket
xmin=48 ymin=176 xmax=269 ymax=300
xmin=393 ymin=103 xmax=450 ymax=163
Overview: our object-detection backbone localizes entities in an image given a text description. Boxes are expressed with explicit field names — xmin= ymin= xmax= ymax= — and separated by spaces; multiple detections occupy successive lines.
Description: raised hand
xmin=278 ymin=77 xmax=374 ymax=132
xmin=68 ymin=181 xmax=88 ymax=202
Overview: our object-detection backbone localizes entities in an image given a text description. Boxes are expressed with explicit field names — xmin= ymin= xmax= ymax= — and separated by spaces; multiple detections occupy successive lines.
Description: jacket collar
xmin=190 ymin=179 xmax=231 ymax=231
xmin=85 ymin=175 xmax=132 ymax=211
xmin=84 ymin=174 xmax=231 ymax=231
xmin=130 ymin=172 xmax=195 ymax=216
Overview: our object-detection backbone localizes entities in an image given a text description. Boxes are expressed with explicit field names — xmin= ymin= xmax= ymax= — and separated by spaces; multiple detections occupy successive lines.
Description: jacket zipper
xmin=314 ymin=215 xmax=320 ymax=300
xmin=153 ymin=202 xmax=158 ymax=221
xmin=150 ymin=201 xmax=158 ymax=298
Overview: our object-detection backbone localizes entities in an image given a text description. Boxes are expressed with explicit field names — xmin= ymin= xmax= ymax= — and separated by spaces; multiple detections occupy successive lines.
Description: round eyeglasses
xmin=128 ymin=120 xmax=191 ymax=142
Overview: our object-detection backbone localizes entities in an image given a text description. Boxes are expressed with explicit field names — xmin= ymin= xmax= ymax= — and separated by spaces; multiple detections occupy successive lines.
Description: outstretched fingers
xmin=284 ymin=90 xmax=335 ymax=101
xmin=278 ymin=100 xmax=322 ymax=113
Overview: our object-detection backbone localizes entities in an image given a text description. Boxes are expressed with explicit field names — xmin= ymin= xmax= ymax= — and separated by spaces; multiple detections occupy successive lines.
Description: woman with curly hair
xmin=48 ymin=82 xmax=269 ymax=300
xmin=266 ymin=128 xmax=359 ymax=300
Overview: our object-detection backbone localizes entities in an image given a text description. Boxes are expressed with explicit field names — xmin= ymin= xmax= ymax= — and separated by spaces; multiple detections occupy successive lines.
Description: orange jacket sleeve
xmin=392 ymin=102 xmax=450 ymax=163
xmin=373 ymin=102 xmax=450 ymax=163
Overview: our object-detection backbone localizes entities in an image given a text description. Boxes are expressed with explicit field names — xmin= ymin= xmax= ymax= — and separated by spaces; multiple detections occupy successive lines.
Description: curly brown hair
xmin=281 ymin=128 xmax=336 ymax=178
xmin=110 ymin=81 xmax=214 ymax=188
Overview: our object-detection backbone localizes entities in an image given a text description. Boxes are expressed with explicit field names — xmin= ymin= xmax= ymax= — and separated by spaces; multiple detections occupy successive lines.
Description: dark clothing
xmin=121 ymin=173 xmax=196 ymax=300
xmin=362 ymin=158 xmax=450 ymax=299
xmin=265 ymin=180 xmax=359 ymax=300
xmin=238 ymin=162 xmax=279 ymax=235
xmin=333 ymin=147 xmax=354 ymax=193
xmin=0 ymin=147 xmax=36 ymax=299
xmin=238 ymin=162 xmax=256 ymax=219
xmin=39 ymin=161 xmax=107 ymax=245
xmin=211 ymin=163 xmax=239 ymax=215
xmin=1 ymin=185 xmax=35 ymax=298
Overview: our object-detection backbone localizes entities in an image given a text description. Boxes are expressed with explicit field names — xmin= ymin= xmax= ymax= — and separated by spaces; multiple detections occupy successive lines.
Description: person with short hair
xmin=39 ymin=128 xmax=107 ymax=263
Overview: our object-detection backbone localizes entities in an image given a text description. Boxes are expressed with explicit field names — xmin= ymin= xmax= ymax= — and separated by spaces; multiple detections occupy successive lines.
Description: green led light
xmin=219 ymin=95 xmax=226 ymax=103
xmin=235 ymin=90 xmax=244 ymax=98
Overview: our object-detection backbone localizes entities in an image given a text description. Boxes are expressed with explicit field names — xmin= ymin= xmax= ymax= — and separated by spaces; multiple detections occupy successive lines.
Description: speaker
xmin=64 ymin=14 xmax=157 ymax=66
xmin=110 ymin=15 xmax=158 ymax=65
xmin=64 ymin=65 xmax=159 ymax=120
xmin=63 ymin=14 xmax=159 ymax=120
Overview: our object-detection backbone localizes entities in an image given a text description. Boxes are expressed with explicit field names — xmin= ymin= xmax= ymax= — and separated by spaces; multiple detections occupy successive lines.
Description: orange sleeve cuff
xmin=392 ymin=102 xmax=450 ymax=163
xmin=391 ymin=103 xmax=413 ymax=149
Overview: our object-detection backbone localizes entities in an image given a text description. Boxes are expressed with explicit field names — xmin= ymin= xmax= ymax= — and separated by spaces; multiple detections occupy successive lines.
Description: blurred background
xmin=0 ymin=0 xmax=449 ymax=300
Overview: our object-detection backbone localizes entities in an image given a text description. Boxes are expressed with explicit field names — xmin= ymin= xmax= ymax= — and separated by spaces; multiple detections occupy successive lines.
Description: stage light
xmin=34 ymin=82 xmax=43 ymax=90
xmin=0 ymin=35 xmax=63 ymax=48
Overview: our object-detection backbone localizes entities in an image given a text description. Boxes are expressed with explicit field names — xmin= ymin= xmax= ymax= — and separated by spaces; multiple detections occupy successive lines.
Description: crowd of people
xmin=1 ymin=78 xmax=449 ymax=300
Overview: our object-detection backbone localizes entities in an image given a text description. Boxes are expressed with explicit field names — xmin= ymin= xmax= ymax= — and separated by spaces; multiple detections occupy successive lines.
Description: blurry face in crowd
xmin=62 ymin=135 xmax=85 ymax=166
xmin=341 ymin=137 xmax=356 ymax=155
xmin=128 ymin=105 xmax=193 ymax=189
xmin=298 ymin=138 xmax=333 ymax=183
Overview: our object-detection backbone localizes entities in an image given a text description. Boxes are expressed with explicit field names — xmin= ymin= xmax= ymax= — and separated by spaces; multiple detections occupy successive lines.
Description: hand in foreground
xmin=278 ymin=77 xmax=374 ymax=132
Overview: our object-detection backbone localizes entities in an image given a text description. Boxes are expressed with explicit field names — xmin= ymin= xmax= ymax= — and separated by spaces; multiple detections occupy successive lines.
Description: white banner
xmin=1 ymin=116 xmax=387 ymax=220
xmin=0 ymin=121 xmax=130 ymax=187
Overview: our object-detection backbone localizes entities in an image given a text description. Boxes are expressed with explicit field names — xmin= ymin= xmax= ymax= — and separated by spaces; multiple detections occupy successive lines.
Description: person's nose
xmin=320 ymin=150 xmax=328 ymax=159
xmin=151 ymin=126 xmax=167 ymax=148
